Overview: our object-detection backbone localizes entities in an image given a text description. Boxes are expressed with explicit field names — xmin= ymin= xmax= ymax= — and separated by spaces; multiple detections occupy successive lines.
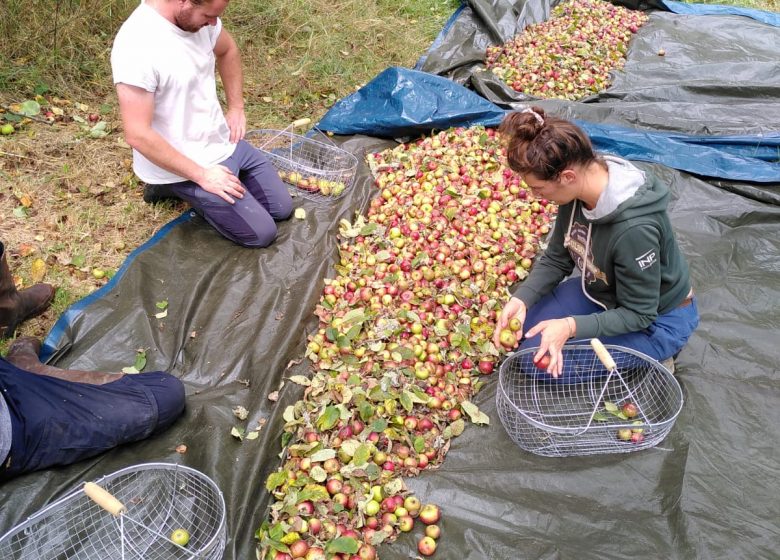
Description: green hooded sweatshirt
xmin=513 ymin=156 xmax=691 ymax=339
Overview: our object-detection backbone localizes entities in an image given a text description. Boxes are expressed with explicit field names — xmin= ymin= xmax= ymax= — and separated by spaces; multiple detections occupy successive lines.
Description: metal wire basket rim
xmin=0 ymin=462 xmax=227 ymax=553
xmin=246 ymin=129 xmax=359 ymax=166
xmin=496 ymin=343 xmax=684 ymax=427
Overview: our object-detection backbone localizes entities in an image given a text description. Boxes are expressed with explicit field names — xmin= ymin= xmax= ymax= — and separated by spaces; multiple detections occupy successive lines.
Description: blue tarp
xmin=662 ymin=0 xmax=780 ymax=26
xmin=319 ymin=67 xmax=780 ymax=183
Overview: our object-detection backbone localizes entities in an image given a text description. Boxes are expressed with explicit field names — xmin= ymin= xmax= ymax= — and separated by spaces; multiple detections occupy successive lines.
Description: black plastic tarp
xmin=2 ymin=2 xmax=779 ymax=560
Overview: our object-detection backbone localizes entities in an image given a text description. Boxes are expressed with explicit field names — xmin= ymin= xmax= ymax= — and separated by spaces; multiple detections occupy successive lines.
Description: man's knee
xmin=273 ymin=191 xmax=293 ymax=221
xmin=132 ymin=372 xmax=185 ymax=433
xmin=237 ymin=223 xmax=279 ymax=248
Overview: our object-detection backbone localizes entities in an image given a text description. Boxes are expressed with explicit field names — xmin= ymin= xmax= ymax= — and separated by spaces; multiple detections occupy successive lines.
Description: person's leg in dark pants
xmin=143 ymin=142 xmax=292 ymax=247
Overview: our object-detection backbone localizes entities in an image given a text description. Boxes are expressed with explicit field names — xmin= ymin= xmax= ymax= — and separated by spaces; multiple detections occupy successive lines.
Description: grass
xmin=0 ymin=0 xmax=776 ymax=353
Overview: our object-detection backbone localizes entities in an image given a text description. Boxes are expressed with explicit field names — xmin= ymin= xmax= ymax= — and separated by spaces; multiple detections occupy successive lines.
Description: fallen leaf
xmin=233 ymin=405 xmax=249 ymax=420
xmin=154 ymin=309 xmax=168 ymax=319
xmin=230 ymin=426 xmax=245 ymax=441
xmin=261 ymin=96 xmax=273 ymax=103
xmin=30 ymin=259 xmax=46 ymax=283
xmin=294 ymin=207 xmax=306 ymax=220
xmin=175 ymin=444 xmax=188 ymax=454
xmin=268 ymin=391 xmax=279 ymax=402
xmin=18 ymin=243 xmax=37 ymax=257
xmin=190 ymin=330 xmax=198 ymax=338
xmin=245 ymin=431 xmax=260 ymax=440
xmin=18 ymin=194 xmax=33 ymax=208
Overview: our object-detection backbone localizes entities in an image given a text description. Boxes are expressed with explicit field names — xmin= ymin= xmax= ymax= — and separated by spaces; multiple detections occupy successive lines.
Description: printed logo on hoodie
xmin=564 ymin=222 xmax=608 ymax=285
xmin=635 ymin=249 xmax=657 ymax=270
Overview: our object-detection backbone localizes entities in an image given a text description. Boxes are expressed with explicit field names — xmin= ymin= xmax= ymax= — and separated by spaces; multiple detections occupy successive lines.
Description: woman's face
xmin=522 ymin=169 xmax=578 ymax=205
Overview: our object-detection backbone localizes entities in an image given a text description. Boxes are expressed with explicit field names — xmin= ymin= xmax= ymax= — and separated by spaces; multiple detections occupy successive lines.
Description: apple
xmin=417 ymin=536 xmax=437 ymax=556
xmin=617 ymin=429 xmax=632 ymax=441
xmin=425 ymin=524 xmax=441 ymax=539
xmin=621 ymin=402 xmax=639 ymax=419
xmin=305 ymin=547 xmax=327 ymax=560
xmin=1 ymin=123 xmax=14 ymax=135
xmin=508 ymin=317 xmax=522 ymax=332
xmin=419 ymin=504 xmax=441 ymax=525
xmin=289 ymin=539 xmax=309 ymax=559
xmin=403 ymin=495 xmax=421 ymax=515
xmin=364 ymin=499 xmax=380 ymax=517
xmin=357 ymin=544 xmax=377 ymax=560
xmin=498 ymin=328 xmax=517 ymax=349
xmin=397 ymin=514 xmax=414 ymax=532
xmin=170 ymin=528 xmax=190 ymax=547
xmin=534 ymin=353 xmax=551 ymax=370
xmin=631 ymin=432 xmax=645 ymax=444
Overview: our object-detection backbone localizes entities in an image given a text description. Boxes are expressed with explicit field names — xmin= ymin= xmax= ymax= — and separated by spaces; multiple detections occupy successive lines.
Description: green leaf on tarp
xmin=461 ymin=400 xmax=490 ymax=425
xmin=309 ymin=448 xmax=336 ymax=462
xmin=353 ymin=443 xmax=371 ymax=466
xmin=121 ymin=349 xmax=147 ymax=374
xmin=309 ymin=465 xmax=327 ymax=482
xmin=326 ymin=537 xmax=360 ymax=555
xmin=288 ymin=375 xmax=310 ymax=386
xmin=359 ymin=402 xmax=374 ymax=422
xmin=369 ymin=418 xmax=387 ymax=433
xmin=343 ymin=307 xmax=367 ymax=325
xmin=360 ymin=223 xmax=377 ymax=235
xmin=298 ymin=486 xmax=329 ymax=503
xmin=317 ymin=406 xmax=340 ymax=431
xmin=325 ymin=327 xmax=338 ymax=342
xmin=230 ymin=426 xmax=245 ymax=440
xmin=413 ymin=436 xmax=426 ymax=454
xmin=155 ymin=300 xmax=168 ymax=309
xmin=400 ymin=391 xmax=413 ymax=412
xmin=265 ymin=470 xmax=287 ymax=491
xmin=12 ymin=207 xmax=28 ymax=218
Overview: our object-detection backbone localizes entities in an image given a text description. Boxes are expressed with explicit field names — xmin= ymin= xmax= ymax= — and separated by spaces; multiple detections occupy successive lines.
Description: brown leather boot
xmin=5 ymin=336 xmax=122 ymax=385
xmin=0 ymin=241 xmax=56 ymax=339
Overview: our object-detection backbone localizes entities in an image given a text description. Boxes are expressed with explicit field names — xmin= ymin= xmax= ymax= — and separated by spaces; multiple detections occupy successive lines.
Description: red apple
xmin=419 ymin=504 xmax=441 ymax=525
xmin=417 ymin=536 xmax=437 ymax=556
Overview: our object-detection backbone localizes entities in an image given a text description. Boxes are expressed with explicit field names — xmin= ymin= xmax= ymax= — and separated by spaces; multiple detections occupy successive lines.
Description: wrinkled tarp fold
xmin=2 ymin=2 xmax=779 ymax=560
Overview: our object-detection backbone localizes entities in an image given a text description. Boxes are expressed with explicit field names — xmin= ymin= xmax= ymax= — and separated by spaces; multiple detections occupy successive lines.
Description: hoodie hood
xmin=583 ymin=156 xmax=668 ymax=224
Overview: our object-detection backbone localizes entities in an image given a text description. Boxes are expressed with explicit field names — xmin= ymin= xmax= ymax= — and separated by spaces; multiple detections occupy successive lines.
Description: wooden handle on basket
xmin=590 ymin=338 xmax=616 ymax=372
xmin=84 ymin=482 xmax=127 ymax=516
xmin=291 ymin=118 xmax=311 ymax=128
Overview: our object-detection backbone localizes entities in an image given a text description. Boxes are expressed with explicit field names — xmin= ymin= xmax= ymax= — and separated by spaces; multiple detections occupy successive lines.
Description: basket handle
xmin=590 ymin=338 xmax=616 ymax=371
xmin=83 ymin=482 xmax=127 ymax=517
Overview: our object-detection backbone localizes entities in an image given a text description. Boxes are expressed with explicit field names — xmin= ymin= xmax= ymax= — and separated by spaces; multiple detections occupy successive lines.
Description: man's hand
xmin=493 ymin=297 xmax=527 ymax=348
xmin=225 ymin=106 xmax=246 ymax=143
xmin=197 ymin=165 xmax=244 ymax=203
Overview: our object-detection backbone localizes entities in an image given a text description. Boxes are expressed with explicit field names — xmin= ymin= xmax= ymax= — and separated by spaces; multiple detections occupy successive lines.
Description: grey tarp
xmin=1 ymin=1 xmax=779 ymax=559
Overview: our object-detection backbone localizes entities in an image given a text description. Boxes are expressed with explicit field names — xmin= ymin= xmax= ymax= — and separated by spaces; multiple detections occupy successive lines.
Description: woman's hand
xmin=525 ymin=317 xmax=574 ymax=378
xmin=493 ymin=297 xmax=527 ymax=349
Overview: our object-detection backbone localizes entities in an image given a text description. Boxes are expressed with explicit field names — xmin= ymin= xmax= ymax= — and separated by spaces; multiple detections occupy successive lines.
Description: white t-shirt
xmin=111 ymin=2 xmax=234 ymax=184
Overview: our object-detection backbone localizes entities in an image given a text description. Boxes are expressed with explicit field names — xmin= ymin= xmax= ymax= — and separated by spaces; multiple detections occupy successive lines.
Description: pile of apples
xmin=257 ymin=126 xmax=556 ymax=559
xmin=278 ymin=170 xmax=348 ymax=197
xmin=485 ymin=0 xmax=649 ymax=100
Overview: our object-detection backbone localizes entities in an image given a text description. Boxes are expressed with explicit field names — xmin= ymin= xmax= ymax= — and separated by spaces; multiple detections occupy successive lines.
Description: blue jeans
xmin=520 ymin=277 xmax=700 ymax=361
xmin=0 ymin=358 xmax=185 ymax=479
xmin=149 ymin=141 xmax=293 ymax=247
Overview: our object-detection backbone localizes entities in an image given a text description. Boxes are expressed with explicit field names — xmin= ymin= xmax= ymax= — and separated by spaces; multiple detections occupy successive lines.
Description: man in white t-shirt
xmin=111 ymin=0 xmax=292 ymax=247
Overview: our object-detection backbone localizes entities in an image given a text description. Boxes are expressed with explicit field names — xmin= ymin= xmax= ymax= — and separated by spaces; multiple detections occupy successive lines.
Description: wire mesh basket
xmin=0 ymin=462 xmax=226 ymax=559
xmin=246 ymin=120 xmax=358 ymax=203
xmin=496 ymin=340 xmax=684 ymax=457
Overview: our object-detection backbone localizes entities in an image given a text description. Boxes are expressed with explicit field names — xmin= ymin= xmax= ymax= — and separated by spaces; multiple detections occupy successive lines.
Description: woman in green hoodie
xmin=493 ymin=107 xmax=699 ymax=379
